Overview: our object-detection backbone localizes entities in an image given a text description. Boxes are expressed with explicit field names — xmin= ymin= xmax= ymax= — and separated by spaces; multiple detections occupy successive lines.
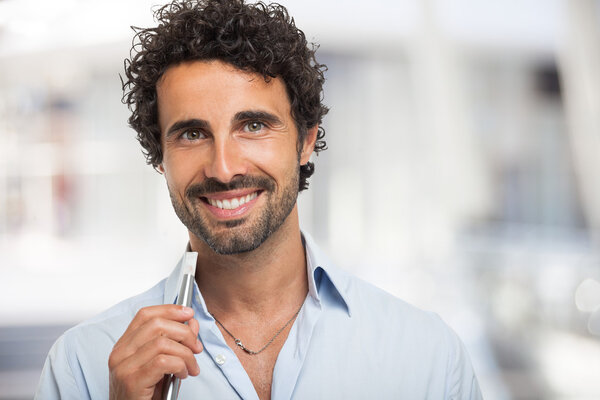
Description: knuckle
xmin=149 ymin=317 xmax=165 ymax=332
xmin=154 ymin=354 xmax=169 ymax=368
xmin=107 ymin=352 xmax=117 ymax=369
xmin=108 ymin=344 xmax=125 ymax=369
xmin=136 ymin=307 xmax=149 ymax=319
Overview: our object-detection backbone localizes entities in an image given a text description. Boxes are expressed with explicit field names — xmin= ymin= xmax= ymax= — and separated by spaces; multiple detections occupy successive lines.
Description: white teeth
xmin=207 ymin=192 xmax=258 ymax=210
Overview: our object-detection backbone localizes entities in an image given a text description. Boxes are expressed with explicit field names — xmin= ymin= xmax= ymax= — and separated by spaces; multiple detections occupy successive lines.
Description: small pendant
xmin=234 ymin=339 xmax=257 ymax=355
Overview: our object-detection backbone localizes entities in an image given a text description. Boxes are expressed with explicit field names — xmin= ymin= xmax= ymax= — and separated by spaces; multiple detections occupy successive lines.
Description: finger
xmin=135 ymin=352 xmax=192 ymax=386
xmin=122 ymin=354 xmax=189 ymax=397
xmin=187 ymin=317 xmax=203 ymax=353
xmin=111 ymin=316 xmax=201 ymax=367
xmin=134 ymin=316 xmax=202 ymax=353
xmin=118 ymin=335 xmax=200 ymax=378
xmin=112 ymin=304 xmax=193 ymax=360
xmin=125 ymin=305 xmax=194 ymax=335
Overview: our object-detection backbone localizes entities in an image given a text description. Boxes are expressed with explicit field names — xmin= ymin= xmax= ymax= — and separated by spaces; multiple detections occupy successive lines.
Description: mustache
xmin=185 ymin=175 xmax=276 ymax=199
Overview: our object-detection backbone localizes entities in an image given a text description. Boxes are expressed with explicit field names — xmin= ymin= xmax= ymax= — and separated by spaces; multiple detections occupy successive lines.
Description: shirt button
xmin=215 ymin=354 xmax=226 ymax=365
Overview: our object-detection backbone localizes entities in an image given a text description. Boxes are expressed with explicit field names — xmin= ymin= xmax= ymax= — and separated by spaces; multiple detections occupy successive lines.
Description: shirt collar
xmin=163 ymin=231 xmax=352 ymax=316
xmin=163 ymin=242 xmax=194 ymax=305
xmin=302 ymin=231 xmax=352 ymax=316
xmin=163 ymin=252 xmax=185 ymax=305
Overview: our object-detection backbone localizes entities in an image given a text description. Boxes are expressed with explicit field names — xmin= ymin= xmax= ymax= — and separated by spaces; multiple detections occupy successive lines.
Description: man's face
xmin=156 ymin=60 xmax=315 ymax=254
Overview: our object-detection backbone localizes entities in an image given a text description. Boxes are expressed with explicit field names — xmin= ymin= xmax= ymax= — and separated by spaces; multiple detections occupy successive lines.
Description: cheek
xmin=257 ymin=148 xmax=300 ymax=192
xmin=162 ymin=150 xmax=201 ymax=193
xmin=243 ymin=138 xmax=298 ymax=172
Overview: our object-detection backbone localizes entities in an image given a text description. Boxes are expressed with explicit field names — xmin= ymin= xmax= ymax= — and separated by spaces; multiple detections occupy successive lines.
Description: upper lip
xmin=201 ymin=188 xmax=261 ymax=201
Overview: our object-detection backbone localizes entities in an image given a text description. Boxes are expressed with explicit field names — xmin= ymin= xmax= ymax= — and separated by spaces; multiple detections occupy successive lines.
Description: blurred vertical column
xmin=408 ymin=2 xmax=506 ymax=398
xmin=560 ymin=0 xmax=600 ymax=233
xmin=407 ymin=0 xmax=491 ymax=261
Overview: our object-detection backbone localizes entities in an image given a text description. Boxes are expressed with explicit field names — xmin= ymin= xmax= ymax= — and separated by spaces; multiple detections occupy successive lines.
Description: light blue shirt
xmin=36 ymin=233 xmax=482 ymax=399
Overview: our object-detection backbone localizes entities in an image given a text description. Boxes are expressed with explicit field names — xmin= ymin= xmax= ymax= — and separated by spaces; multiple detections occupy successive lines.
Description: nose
xmin=204 ymin=136 xmax=247 ymax=183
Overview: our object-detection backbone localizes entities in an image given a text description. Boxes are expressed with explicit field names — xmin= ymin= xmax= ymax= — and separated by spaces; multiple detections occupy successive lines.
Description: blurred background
xmin=1 ymin=0 xmax=600 ymax=398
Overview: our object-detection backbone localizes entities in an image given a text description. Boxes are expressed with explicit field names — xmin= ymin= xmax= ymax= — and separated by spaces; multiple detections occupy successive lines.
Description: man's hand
xmin=108 ymin=305 xmax=203 ymax=400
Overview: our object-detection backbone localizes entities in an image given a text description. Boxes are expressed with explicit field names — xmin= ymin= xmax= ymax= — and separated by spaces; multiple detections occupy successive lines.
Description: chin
xmin=200 ymin=232 xmax=267 ymax=255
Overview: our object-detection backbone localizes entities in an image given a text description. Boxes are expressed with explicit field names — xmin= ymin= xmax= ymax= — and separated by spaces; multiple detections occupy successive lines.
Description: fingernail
xmin=181 ymin=306 xmax=193 ymax=315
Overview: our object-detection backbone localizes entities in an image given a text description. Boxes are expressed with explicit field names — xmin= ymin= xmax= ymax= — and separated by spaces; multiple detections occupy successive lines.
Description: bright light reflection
xmin=589 ymin=308 xmax=600 ymax=336
xmin=575 ymin=278 xmax=600 ymax=312
xmin=537 ymin=331 xmax=600 ymax=397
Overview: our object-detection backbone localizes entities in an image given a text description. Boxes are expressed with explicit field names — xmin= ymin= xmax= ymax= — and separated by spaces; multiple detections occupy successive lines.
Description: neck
xmin=189 ymin=206 xmax=308 ymax=318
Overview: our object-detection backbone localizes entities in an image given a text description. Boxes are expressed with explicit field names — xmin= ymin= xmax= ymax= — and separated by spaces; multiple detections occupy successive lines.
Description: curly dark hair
xmin=122 ymin=0 xmax=328 ymax=191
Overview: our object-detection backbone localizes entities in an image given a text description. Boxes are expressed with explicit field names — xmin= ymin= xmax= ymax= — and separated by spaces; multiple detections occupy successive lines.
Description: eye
xmin=181 ymin=129 xmax=204 ymax=141
xmin=244 ymin=121 xmax=265 ymax=133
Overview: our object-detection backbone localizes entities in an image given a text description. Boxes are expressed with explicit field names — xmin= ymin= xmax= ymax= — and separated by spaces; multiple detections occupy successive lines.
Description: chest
xmin=235 ymin=348 xmax=278 ymax=400
xmin=181 ymin=305 xmax=452 ymax=400
xmin=220 ymin=324 xmax=293 ymax=400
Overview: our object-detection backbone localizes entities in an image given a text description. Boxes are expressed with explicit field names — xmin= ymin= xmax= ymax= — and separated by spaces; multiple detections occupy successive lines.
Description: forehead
xmin=156 ymin=60 xmax=291 ymax=130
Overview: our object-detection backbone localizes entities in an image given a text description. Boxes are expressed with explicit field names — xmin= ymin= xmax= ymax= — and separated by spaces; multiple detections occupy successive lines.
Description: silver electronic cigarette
xmin=162 ymin=251 xmax=198 ymax=400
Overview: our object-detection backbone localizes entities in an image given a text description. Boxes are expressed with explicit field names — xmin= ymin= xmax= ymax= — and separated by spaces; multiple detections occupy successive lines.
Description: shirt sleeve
xmin=35 ymin=334 xmax=86 ymax=400
xmin=443 ymin=324 xmax=484 ymax=400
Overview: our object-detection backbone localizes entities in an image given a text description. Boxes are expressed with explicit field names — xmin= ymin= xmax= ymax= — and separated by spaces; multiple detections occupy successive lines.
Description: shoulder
xmin=308 ymin=266 xmax=482 ymax=397
xmin=305 ymin=233 xmax=451 ymax=338
xmin=64 ymin=278 xmax=167 ymax=345
xmin=36 ymin=279 xmax=168 ymax=399
xmin=330 ymin=271 xmax=481 ymax=394
xmin=353 ymin=275 xmax=433 ymax=314
xmin=327 ymin=265 xmax=443 ymax=326
xmin=329 ymin=268 xmax=464 ymax=360
xmin=344 ymin=273 xmax=481 ymax=396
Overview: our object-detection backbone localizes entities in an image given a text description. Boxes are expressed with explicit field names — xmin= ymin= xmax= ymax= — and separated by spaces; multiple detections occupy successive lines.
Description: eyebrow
xmin=233 ymin=110 xmax=283 ymax=126
xmin=165 ymin=119 xmax=210 ymax=138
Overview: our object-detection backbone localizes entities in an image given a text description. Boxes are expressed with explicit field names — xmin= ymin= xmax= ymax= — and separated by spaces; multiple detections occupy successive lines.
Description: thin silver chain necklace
xmin=211 ymin=303 xmax=303 ymax=355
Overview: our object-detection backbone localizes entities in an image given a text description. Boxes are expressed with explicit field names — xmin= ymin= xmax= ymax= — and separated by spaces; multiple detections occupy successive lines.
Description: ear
xmin=300 ymin=125 xmax=319 ymax=165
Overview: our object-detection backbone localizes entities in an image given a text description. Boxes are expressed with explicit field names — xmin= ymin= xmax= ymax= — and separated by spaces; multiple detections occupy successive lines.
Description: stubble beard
xmin=169 ymin=164 xmax=300 ymax=255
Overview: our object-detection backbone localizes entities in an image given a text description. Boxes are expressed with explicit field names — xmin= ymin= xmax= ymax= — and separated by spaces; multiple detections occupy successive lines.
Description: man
xmin=36 ymin=0 xmax=482 ymax=399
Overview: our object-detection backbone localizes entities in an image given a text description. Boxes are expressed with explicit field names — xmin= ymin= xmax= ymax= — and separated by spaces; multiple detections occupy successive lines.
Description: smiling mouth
xmin=202 ymin=191 xmax=260 ymax=210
